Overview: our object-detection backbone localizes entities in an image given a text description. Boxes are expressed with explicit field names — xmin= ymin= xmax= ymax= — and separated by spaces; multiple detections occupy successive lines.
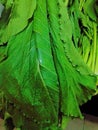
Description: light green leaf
xmin=0 ymin=0 xmax=36 ymax=43
xmin=83 ymin=0 xmax=96 ymax=21
xmin=0 ymin=0 xmax=59 ymax=129
xmin=48 ymin=0 xmax=96 ymax=119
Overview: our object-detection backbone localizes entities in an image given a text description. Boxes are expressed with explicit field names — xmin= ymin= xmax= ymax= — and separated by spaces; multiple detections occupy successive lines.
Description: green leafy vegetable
xmin=0 ymin=0 xmax=97 ymax=130
xmin=0 ymin=0 xmax=36 ymax=44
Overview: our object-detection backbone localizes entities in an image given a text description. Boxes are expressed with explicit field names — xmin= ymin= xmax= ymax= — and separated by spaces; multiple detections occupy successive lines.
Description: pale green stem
xmin=79 ymin=0 xmax=85 ymax=11
xmin=92 ymin=22 xmax=97 ymax=72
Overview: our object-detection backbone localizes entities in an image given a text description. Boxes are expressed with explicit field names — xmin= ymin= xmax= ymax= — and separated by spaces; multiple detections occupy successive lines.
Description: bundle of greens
xmin=0 ymin=0 xmax=97 ymax=130
xmin=73 ymin=0 xmax=98 ymax=79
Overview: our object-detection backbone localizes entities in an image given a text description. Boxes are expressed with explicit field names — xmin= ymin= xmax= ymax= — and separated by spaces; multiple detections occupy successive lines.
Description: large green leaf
xmin=0 ymin=0 xmax=36 ymax=44
xmin=0 ymin=0 xmax=59 ymax=129
xmin=47 ymin=0 xmax=96 ymax=119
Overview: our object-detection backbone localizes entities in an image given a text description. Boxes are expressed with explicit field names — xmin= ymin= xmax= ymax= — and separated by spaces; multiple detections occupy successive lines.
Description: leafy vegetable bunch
xmin=0 ymin=0 xmax=97 ymax=130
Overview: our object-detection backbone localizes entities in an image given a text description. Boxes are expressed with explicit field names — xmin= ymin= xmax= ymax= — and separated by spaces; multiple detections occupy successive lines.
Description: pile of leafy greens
xmin=0 ymin=0 xmax=97 ymax=130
